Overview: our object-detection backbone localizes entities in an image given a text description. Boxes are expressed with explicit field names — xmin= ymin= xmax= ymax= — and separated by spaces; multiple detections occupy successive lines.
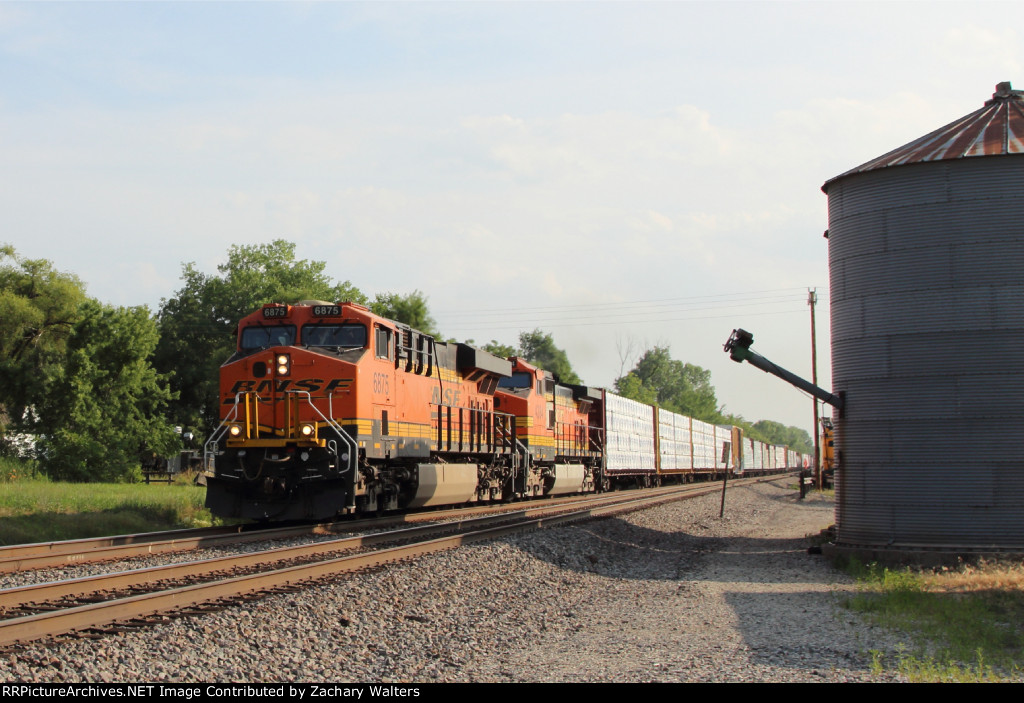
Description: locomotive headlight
xmin=300 ymin=423 xmax=315 ymax=437
xmin=275 ymin=353 xmax=291 ymax=376
xmin=228 ymin=424 xmax=242 ymax=437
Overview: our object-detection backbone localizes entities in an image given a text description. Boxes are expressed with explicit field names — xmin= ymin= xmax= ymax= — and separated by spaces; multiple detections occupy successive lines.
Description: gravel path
xmin=2 ymin=478 xmax=906 ymax=682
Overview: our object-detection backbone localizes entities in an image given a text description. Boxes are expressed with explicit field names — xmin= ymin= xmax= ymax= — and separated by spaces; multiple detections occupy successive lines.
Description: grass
xmin=0 ymin=460 xmax=229 ymax=545
xmin=842 ymin=559 xmax=1024 ymax=682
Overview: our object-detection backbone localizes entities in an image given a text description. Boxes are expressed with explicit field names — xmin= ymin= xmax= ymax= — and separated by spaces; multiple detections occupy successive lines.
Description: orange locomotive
xmin=493 ymin=358 xmax=603 ymax=498
xmin=205 ymin=301 xmax=806 ymax=521
xmin=204 ymin=301 xmax=521 ymax=520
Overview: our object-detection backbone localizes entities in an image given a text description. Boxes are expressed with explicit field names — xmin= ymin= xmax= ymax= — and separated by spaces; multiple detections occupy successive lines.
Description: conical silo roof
xmin=822 ymin=81 xmax=1024 ymax=192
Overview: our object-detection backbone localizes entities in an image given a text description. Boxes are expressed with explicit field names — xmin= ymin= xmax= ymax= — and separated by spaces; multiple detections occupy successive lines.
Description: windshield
xmin=302 ymin=324 xmax=367 ymax=349
xmin=240 ymin=325 xmax=297 ymax=353
xmin=497 ymin=372 xmax=533 ymax=389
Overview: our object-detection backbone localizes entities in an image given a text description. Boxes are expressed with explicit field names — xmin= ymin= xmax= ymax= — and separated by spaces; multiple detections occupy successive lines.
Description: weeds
xmin=0 ymin=455 xmax=44 ymax=483
xmin=0 ymin=472 xmax=230 ymax=544
xmin=843 ymin=558 xmax=1024 ymax=681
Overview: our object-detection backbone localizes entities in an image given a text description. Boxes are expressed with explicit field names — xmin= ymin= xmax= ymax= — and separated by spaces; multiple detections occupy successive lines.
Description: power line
xmin=443 ymin=306 xmax=808 ymax=333
xmin=437 ymin=286 xmax=825 ymax=317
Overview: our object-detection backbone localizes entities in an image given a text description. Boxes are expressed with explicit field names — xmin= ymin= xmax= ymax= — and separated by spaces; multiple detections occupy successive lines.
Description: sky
xmin=2 ymin=1 xmax=1022 ymax=435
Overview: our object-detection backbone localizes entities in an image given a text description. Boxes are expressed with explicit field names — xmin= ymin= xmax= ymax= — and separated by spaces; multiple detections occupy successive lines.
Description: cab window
xmin=498 ymin=372 xmax=533 ymax=390
xmin=375 ymin=326 xmax=393 ymax=360
xmin=302 ymin=324 xmax=367 ymax=349
xmin=240 ymin=325 xmax=296 ymax=353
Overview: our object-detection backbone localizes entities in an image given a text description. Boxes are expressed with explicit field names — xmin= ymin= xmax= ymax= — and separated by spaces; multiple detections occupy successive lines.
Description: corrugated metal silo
xmin=823 ymin=82 xmax=1024 ymax=554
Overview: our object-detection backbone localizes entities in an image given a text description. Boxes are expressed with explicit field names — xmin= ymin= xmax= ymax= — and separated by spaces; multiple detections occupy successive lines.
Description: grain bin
xmin=823 ymin=82 xmax=1024 ymax=556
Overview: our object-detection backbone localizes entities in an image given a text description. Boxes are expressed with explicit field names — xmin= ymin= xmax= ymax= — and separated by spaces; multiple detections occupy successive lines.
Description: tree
xmin=751 ymin=420 xmax=813 ymax=454
xmin=0 ymin=245 xmax=87 ymax=450
xmin=480 ymin=340 xmax=517 ymax=359
xmin=614 ymin=345 xmax=815 ymax=450
xmin=154 ymin=240 xmax=366 ymax=436
xmin=614 ymin=346 xmax=720 ymax=421
xmin=371 ymin=290 xmax=440 ymax=338
xmin=614 ymin=371 xmax=657 ymax=406
xmin=518 ymin=329 xmax=581 ymax=384
xmin=36 ymin=300 xmax=178 ymax=481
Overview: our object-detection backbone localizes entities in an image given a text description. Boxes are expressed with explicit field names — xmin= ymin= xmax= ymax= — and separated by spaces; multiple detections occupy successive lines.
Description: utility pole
xmin=808 ymin=288 xmax=821 ymax=489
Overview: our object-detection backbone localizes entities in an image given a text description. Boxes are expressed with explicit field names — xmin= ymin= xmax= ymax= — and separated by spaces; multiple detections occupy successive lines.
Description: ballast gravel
xmin=1 ymin=479 xmax=908 ymax=683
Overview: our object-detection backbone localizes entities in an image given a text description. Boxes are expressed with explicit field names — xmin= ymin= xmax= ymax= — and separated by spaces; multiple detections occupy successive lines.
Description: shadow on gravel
xmin=497 ymin=483 xmax=859 ymax=673
xmin=507 ymin=482 xmax=837 ymax=586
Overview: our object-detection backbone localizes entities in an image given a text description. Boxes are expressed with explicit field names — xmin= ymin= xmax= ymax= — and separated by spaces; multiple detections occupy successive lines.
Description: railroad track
xmin=0 ymin=482 xmax=722 ymax=574
xmin=0 ymin=475 xmax=779 ymax=649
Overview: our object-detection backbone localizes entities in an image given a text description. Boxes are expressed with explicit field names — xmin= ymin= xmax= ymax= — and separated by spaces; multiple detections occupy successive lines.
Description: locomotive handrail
xmin=397 ymin=330 xmax=435 ymax=377
xmin=514 ymin=438 xmax=531 ymax=489
xmin=202 ymin=393 xmax=247 ymax=472
xmin=554 ymin=420 xmax=602 ymax=458
xmin=205 ymin=391 xmax=356 ymax=478
xmin=285 ymin=390 xmax=356 ymax=477
xmin=493 ymin=411 xmax=517 ymax=454
xmin=433 ymin=403 xmax=516 ymax=455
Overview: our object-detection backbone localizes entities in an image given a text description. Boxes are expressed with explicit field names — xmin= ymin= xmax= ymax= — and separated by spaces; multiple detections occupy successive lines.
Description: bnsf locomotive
xmin=204 ymin=301 xmax=806 ymax=521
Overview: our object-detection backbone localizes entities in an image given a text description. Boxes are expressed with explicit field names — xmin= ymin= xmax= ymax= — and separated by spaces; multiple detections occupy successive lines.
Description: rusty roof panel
xmin=823 ymin=82 xmax=1024 ymax=192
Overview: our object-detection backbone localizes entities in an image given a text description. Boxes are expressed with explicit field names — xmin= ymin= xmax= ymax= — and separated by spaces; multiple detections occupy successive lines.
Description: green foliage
xmin=478 ymin=340 xmax=517 ymax=359
xmin=719 ymin=412 xmax=755 ymax=437
xmin=614 ymin=372 xmax=657 ymax=406
xmin=371 ymin=290 xmax=440 ymax=338
xmin=751 ymin=419 xmax=813 ymax=454
xmin=0 ymin=480 xmax=219 ymax=544
xmin=517 ymin=329 xmax=581 ymax=384
xmin=36 ymin=300 xmax=179 ymax=482
xmin=888 ymin=650 xmax=1005 ymax=683
xmin=155 ymin=240 xmax=365 ymax=435
xmin=0 ymin=455 xmax=43 ymax=483
xmin=614 ymin=346 xmax=719 ymax=421
xmin=0 ymin=244 xmax=88 ymax=448
xmin=843 ymin=560 xmax=1024 ymax=681
xmin=613 ymin=345 xmax=815 ymax=447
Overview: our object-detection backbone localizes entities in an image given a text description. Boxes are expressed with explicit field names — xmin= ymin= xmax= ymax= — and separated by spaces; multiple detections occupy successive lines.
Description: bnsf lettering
xmin=293 ymin=378 xmax=323 ymax=393
xmin=229 ymin=380 xmax=256 ymax=394
xmin=225 ymin=378 xmax=353 ymax=402
xmin=430 ymin=387 xmax=461 ymax=406
xmin=324 ymin=378 xmax=352 ymax=393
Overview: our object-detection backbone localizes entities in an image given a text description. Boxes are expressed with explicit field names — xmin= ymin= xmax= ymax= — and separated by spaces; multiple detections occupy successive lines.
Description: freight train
xmin=203 ymin=301 xmax=808 ymax=521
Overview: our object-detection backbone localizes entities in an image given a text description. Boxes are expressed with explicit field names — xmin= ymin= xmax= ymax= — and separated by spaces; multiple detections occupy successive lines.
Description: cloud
xmin=940 ymin=25 xmax=1022 ymax=75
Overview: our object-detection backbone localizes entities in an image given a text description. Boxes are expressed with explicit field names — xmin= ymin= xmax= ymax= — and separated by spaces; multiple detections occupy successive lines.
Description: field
xmin=0 ymin=457 xmax=221 ymax=545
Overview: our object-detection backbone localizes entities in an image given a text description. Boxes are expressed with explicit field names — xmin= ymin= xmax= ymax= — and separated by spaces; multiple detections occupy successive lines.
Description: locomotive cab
xmin=204 ymin=301 xmax=517 ymax=521
xmin=494 ymin=358 xmax=602 ymax=497
xmin=204 ymin=302 xmax=363 ymax=520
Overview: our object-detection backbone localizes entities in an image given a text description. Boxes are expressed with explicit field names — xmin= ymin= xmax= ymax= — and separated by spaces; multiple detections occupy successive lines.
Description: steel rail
xmin=0 ymin=525 xmax=247 ymax=561
xmin=0 ymin=481 xmax=735 ymax=613
xmin=0 ymin=523 xmax=342 ymax=574
xmin=0 ymin=478 xmax=774 ymax=647
xmin=0 ymin=482 xmax=716 ymax=573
